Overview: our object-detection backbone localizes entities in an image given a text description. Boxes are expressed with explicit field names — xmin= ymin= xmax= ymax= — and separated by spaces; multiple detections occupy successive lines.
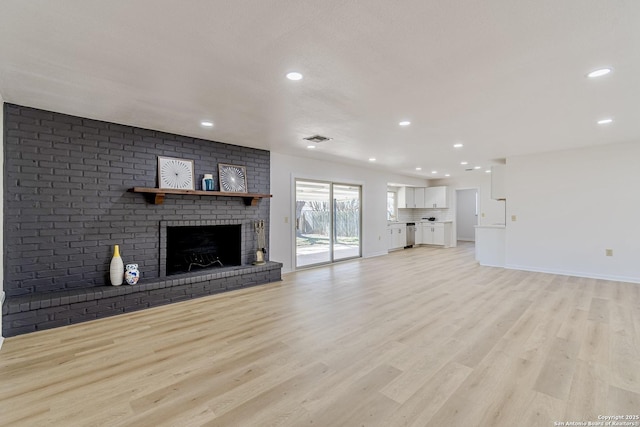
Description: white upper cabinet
xmin=397 ymin=186 xmax=415 ymax=208
xmin=398 ymin=186 xmax=448 ymax=209
xmin=424 ymin=186 xmax=448 ymax=208
xmin=414 ymin=187 xmax=425 ymax=208
xmin=491 ymin=165 xmax=506 ymax=200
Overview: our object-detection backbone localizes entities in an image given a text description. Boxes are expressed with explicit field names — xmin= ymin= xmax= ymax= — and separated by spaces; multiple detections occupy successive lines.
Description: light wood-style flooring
xmin=1 ymin=243 xmax=639 ymax=426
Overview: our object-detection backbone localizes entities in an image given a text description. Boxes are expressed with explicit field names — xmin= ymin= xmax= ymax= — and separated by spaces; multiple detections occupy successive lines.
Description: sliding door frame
xmin=293 ymin=178 xmax=362 ymax=269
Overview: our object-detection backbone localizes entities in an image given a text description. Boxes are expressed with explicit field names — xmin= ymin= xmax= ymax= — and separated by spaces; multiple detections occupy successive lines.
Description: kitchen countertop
xmin=387 ymin=220 xmax=453 ymax=225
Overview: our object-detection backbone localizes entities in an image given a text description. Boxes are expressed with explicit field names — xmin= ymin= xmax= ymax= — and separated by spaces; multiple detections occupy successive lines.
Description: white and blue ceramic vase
xmin=124 ymin=263 xmax=140 ymax=285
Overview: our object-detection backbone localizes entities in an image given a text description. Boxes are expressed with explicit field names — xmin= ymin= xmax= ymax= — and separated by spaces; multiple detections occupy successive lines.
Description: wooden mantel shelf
xmin=128 ymin=187 xmax=272 ymax=206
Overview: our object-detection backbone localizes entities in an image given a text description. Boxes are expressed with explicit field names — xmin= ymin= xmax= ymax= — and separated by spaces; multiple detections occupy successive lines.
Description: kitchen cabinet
xmin=397 ymin=187 xmax=415 ymax=209
xmin=398 ymin=186 xmax=447 ymax=209
xmin=414 ymin=188 xmax=425 ymax=208
xmin=387 ymin=224 xmax=406 ymax=250
xmin=491 ymin=165 xmax=506 ymax=200
xmin=415 ymin=224 xmax=423 ymax=244
xmin=424 ymin=186 xmax=448 ymax=208
xmin=419 ymin=222 xmax=452 ymax=247
xmin=419 ymin=223 xmax=429 ymax=244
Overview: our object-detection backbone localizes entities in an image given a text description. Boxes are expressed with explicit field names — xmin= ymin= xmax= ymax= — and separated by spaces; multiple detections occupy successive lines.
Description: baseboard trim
xmin=365 ymin=250 xmax=389 ymax=259
xmin=479 ymin=262 xmax=506 ymax=268
xmin=504 ymin=264 xmax=640 ymax=284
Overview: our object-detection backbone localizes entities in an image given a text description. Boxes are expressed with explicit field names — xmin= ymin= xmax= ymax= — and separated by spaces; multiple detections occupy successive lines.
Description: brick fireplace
xmin=161 ymin=221 xmax=243 ymax=276
xmin=2 ymin=104 xmax=281 ymax=337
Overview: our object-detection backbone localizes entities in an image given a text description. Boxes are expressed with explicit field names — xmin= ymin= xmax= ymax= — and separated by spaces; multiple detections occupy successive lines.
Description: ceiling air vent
xmin=304 ymin=134 xmax=332 ymax=143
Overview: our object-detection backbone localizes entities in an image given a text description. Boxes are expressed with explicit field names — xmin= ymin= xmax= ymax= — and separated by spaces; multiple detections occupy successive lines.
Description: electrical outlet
xmin=378 ymin=235 xmax=381 ymax=240
xmin=605 ymin=249 xmax=613 ymax=257
xmin=481 ymin=213 xmax=485 ymax=218
xmin=284 ymin=216 xmax=289 ymax=223
xmin=511 ymin=215 xmax=517 ymax=222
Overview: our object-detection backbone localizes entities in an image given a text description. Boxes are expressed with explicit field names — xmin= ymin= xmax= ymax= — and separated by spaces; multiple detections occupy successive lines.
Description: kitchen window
xmin=387 ymin=191 xmax=397 ymax=221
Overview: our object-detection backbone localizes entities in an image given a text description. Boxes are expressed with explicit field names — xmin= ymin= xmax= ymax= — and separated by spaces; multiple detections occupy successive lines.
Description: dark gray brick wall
xmin=3 ymin=104 xmax=271 ymax=297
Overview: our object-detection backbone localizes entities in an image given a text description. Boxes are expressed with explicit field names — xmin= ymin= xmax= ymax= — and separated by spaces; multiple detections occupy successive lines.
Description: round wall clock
xmin=158 ymin=157 xmax=195 ymax=190
xmin=218 ymin=163 xmax=247 ymax=192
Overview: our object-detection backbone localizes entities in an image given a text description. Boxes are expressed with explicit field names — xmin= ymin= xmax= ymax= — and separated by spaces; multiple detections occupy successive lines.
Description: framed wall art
xmin=218 ymin=163 xmax=247 ymax=193
xmin=158 ymin=156 xmax=195 ymax=190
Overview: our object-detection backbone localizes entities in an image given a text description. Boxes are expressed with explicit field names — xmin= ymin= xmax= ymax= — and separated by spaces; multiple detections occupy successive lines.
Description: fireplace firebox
xmin=166 ymin=224 xmax=241 ymax=275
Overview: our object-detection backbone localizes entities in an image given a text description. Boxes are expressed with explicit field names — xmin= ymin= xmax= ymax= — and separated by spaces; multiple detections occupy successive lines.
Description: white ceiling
xmin=1 ymin=1 xmax=639 ymax=178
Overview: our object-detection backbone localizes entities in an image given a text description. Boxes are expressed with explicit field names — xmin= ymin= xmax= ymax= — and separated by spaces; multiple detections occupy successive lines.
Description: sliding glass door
xmin=332 ymin=184 xmax=361 ymax=261
xmin=295 ymin=180 xmax=361 ymax=268
xmin=295 ymin=181 xmax=332 ymax=266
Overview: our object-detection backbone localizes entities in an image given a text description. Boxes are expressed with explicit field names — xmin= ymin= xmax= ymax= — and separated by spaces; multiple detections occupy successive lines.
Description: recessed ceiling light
xmin=415 ymin=167 xmax=422 ymax=171
xmin=587 ymin=68 xmax=612 ymax=78
xmin=453 ymin=143 xmax=464 ymax=148
xmin=485 ymin=169 xmax=491 ymax=173
xmin=445 ymin=174 xmax=450 ymax=177
xmin=597 ymin=118 xmax=613 ymax=125
xmin=286 ymin=72 xmax=303 ymax=81
xmin=307 ymin=145 xmax=316 ymax=149
xmin=474 ymin=166 xmax=482 ymax=170
xmin=200 ymin=121 xmax=214 ymax=127
xmin=399 ymin=121 xmax=411 ymax=126
xmin=369 ymin=158 xmax=376 ymax=162
xmin=431 ymin=171 xmax=438 ymax=174
xmin=460 ymin=161 xmax=468 ymax=165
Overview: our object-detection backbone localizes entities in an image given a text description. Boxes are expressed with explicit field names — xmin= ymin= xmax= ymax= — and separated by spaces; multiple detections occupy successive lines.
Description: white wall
xmin=270 ymin=152 xmax=427 ymax=273
xmin=1 ymin=94 xmax=4 ymax=348
xmin=506 ymin=141 xmax=640 ymax=283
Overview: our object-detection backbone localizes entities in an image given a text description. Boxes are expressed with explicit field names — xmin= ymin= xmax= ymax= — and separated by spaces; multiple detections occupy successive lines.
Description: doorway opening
xmin=456 ymin=189 xmax=478 ymax=242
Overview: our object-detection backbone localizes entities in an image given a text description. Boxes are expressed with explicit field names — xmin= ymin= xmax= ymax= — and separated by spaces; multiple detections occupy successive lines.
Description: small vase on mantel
xmin=110 ymin=245 xmax=124 ymax=286
xmin=202 ymin=174 xmax=214 ymax=191
xmin=124 ymin=264 xmax=140 ymax=285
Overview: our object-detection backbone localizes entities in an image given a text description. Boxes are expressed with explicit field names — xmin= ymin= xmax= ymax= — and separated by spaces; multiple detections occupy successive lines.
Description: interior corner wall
xmin=270 ymin=152 xmax=428 ymax=273
xmin=505 ymin=141 xmax=640 ymax=283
